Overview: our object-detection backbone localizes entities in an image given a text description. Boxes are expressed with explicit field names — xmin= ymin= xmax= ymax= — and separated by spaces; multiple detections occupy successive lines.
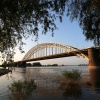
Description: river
xmin=0 ymin=66 xmax=100 ymax=100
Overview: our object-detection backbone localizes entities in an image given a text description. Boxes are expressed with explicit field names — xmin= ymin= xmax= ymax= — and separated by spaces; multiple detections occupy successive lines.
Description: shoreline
xmin=0 ymin=69 xmax=12 ymax=76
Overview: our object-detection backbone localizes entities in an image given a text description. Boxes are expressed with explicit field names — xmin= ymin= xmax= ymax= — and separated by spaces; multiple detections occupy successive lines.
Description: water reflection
xmin=1 ymin=66 xmax=100 ymax=100
xmin=62 ymin=85 xmax=82 ymax=100
xmin=15 ymin=68 xmax=26 ymax=73
xmin=26 ymin=68 xmax=41 ymax=80
xmin=25 ymin=67 xmax=83 ymax=100
xmin=10 ymin=67 xmax=100 ymax=98
xmin=89 ymin=67 xmax=100 ymax=93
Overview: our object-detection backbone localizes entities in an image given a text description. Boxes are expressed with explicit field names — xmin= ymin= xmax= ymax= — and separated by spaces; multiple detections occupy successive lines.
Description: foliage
xmin=8 ymin=79 xmax=36 ymax=100
xmin=0 ymin=68 xmax=11 ymax=76
xmin=2 ymin=59 xmax=14 ymax=68
xmin=60 ymin=69 xmax=82 ymax=89
xmin=32 ymin=62 xmax=42 ymax=66
xmin=62 ymin=69 xmax=81 ymax=81
xmin=60 ymin=69 xmax=81 ymax=87
xmin=0 ymin=0 xmax=64 ymax=55
xmin=2 ymin=61 xmax=7 ymax=69
xmin=26 ymin=63 xmax=32 ymax=67
xmin=0 ymin=0 xmax=100 ymax=60
xmin=52 ymin=64 xmax=58 ymax=66
xmin=66 ymin=0 xmax=100 ymax=46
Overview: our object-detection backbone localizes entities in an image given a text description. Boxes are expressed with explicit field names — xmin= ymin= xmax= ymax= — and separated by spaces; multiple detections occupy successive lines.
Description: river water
xmin=0 ymin=66 xmax=100 ymax=100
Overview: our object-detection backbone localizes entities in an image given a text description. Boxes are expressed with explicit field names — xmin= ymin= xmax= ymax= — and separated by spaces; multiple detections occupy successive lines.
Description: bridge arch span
xmin=22 ymin=43 xmax=89 ymax=61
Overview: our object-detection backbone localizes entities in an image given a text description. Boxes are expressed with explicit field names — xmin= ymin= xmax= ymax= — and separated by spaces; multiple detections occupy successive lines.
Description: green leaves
xmin=8 ymin=79 xmax=36 ymax=100
xmin=62 ymin=69 xmax=81 ymax=81
xmin=0 ymin=0 xmax=100 ymax=61
xmin=66 ymin=0 xmax=100 ymax=46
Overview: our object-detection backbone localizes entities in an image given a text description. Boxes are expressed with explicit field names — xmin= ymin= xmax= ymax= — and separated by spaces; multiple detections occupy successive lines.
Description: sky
xmin=14 ymin=16 xmax=94 ymax=65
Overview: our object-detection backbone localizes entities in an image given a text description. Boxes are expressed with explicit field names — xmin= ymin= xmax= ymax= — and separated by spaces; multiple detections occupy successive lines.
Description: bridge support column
xmin=88 ymin=47 xmax=100 ymax=69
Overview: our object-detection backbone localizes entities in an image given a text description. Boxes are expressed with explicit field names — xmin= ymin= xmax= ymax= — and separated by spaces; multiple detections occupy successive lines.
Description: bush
xmin=62 ymin=69 xmax=81 ymax=81
xmin=8 ymin=79 xmax=36 ymax=100
xmin=61 ymin=69 xmax=82 ymax=86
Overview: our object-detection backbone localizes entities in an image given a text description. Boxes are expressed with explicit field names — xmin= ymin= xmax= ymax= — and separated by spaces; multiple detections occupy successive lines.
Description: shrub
xmin=8 ymin=79 xmax=36 ymax=100
xmin=62 ymin=69 xmax=81 ymax=81
xmin=61 ymin=69 xmax=82 ymax=86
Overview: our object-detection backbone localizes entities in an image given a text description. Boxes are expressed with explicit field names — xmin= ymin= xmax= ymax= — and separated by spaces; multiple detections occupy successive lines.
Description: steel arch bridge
xmin=22 ymin=43 xmax=89 ymax=61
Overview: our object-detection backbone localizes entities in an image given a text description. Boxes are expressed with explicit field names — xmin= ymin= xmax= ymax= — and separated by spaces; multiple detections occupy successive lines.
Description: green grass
xmin=62 ymin=69 xmax=81 ymax=81
xmin=8 ymin=79 xmax=36 ymax=100
xmin=61 ymin=69 xmax=82 ymax=86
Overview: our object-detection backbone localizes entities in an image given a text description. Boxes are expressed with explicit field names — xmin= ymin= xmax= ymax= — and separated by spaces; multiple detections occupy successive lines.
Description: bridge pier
xmin=88 ymin=47 xmax=100 ymax=69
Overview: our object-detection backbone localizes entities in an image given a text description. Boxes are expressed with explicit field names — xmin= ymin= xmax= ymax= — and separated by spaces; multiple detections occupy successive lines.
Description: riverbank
xmin=0 ymin=69 xmax=12 ymax=76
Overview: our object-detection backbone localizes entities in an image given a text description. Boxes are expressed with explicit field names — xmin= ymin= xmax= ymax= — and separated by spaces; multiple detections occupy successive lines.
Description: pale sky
xmin=13 ymin=16 xmax=93 ymax=65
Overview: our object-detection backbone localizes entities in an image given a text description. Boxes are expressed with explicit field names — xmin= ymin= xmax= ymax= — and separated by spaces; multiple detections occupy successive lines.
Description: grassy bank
xmin=0 ymin=69 xmax=12 ymax=76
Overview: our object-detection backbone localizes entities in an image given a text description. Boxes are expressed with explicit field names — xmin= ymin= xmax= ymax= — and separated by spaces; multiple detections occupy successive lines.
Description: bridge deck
xmin=17 ymin=49 xmax=88 ymax=63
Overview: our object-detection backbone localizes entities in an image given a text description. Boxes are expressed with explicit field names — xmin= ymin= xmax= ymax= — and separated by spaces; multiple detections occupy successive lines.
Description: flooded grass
xmin=8 ymin=79 xmax=36 ymax=100
xmin=61 ymin=69 xmax=82 ymax=86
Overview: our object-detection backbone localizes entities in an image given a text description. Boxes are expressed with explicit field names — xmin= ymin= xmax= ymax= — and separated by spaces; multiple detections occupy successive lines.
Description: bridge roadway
xmin=13 ymin=46 xmax=100 ymax=69
xmin=17 ymin=48 xmax=89 ymax=63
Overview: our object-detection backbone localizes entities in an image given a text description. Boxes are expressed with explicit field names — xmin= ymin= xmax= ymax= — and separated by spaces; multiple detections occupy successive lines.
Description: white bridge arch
xmin=22 ymin=43 xmax=89 ymax=61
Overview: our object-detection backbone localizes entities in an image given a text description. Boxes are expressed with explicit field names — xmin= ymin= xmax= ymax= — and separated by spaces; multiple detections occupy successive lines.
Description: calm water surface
xmin=0 ymin=66 xmax=100 ymax=100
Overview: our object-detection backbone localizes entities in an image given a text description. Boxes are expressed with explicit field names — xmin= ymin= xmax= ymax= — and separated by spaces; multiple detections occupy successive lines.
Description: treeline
xmin=26 ymin=62 xmax=58 ymax=67
xmin=78 ymin=64 xmax=88 ymax=66
xmin=27 ymin=62 xmax=42 ymax=66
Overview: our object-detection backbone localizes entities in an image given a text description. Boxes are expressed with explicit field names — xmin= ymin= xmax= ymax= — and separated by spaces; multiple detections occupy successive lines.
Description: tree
xmin=2 ymin=60 xmax=7 ymax=69
xmin=52 ymin=64 xmax=58 ymax=66
xmin=32 ymin=62 xmax=42 ymax=66
xmin=0 ymin=0 xmax=100 ymax=59
xmin=65 ymin=0 xmax=100 ymax=46
xmin=26 ymin=63 xmax=32 ymax=66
